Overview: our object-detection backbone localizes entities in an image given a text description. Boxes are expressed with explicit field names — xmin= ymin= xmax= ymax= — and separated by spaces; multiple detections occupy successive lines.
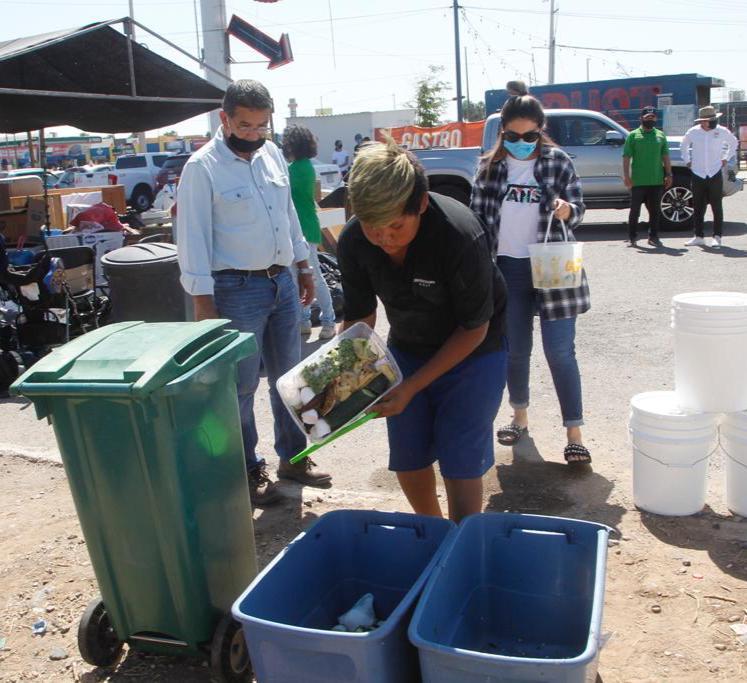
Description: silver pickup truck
xmin=414 ymin=109 xmax=743 ymax=230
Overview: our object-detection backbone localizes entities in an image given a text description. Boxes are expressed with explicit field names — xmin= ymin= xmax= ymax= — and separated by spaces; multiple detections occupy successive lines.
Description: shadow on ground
xmin=79 ymin=489 xmax=321 ymax=682
xmin=639 ymin=506 xmax=747 ymax=581
xmin=577 ymin=219 xmax=747 ymax=249
xmin=486 ymin=435 xmax=626 ymax=533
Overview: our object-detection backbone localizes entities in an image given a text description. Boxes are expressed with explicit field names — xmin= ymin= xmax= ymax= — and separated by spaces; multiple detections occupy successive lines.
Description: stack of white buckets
xmin=630 ymin=291 xmax=747 ymax=516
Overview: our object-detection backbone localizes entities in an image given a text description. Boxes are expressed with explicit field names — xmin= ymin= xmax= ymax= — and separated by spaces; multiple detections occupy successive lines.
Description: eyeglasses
xmin=503 ymin=130 xmax=541 ymax=143
xmin=233 ymin=124 xmax=270 ymax=134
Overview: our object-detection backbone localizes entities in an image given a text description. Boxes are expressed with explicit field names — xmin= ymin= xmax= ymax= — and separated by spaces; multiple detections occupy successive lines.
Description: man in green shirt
xmin=622 ymin=106 xmax=673 ymax=247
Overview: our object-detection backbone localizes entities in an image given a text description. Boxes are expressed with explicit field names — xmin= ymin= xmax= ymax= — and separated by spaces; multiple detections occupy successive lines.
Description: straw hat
xmin=694 ymin=105 xmax=722 ymax=122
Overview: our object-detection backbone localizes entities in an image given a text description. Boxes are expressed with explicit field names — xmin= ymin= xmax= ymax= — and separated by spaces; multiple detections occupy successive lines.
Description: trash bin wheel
xmin=77 ymin=597 xmax=124 ymax=667
xmin=210 ymin=614 xmax=252 ymax=682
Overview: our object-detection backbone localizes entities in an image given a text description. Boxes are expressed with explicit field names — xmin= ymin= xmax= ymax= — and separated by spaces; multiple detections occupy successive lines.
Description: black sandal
xmin=564 ymin=443 xmax=592 ymax=465
xmin=496 ymin=424 xmax=528 ymax=446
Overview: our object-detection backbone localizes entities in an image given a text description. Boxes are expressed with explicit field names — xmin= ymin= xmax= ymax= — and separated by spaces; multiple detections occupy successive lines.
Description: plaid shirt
xmin=470 ymin=145 xmax=590 ymax=320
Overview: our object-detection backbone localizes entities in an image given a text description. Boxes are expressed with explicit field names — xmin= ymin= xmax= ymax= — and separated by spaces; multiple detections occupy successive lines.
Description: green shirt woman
xmin=283 ymin=125 xmax=337 ymax=337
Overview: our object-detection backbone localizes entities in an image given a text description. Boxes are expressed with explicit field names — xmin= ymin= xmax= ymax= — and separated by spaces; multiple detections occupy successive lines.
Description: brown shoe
xmin=277 ymin=458 xmax=332 ymax=487
xmin=247 ymin=464 xmax=284 ymax=506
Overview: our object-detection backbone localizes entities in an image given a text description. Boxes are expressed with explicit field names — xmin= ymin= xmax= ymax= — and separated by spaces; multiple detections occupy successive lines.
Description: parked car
xmin=155 ymin=153 xmax=190 ymax=192
xmin=7 ymin=168 xmax=59 ymax=190
xmin=311 ymin=158 xmax=343 ymax=192
xmin=109 ymin=152 xmax=171 ymax=212
xmin=414 ymin=109 xmax=743 ymax=230
xmin=56 ymin=164 xmax=113 ymax=189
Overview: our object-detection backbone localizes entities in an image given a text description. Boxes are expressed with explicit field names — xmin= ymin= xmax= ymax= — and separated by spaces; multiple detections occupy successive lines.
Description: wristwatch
xmin=298 ymin=267 xmax=313 ymax=275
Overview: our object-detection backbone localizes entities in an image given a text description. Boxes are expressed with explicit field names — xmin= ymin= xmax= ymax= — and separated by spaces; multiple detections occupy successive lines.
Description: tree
xmin=464 ymin=100 xmax=486 ymax=122
xmin=162 ymin=129 xmax=178 ymax=136
xmin=409 ymin=65 xmax=450 ymax=128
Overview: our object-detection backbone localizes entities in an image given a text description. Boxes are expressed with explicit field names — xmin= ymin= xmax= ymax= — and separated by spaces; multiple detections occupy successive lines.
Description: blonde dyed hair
xmin=347 ymin=136 xmax=418 ymax=227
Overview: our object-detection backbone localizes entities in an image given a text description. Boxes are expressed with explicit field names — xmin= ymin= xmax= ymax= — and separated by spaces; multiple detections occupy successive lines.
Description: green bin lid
xmin=12 ymin=320 xmax=254 ymax=398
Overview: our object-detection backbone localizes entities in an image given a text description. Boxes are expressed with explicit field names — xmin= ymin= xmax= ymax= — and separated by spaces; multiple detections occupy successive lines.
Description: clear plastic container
xmin=277 ymin=322 xmax=402 ymax=443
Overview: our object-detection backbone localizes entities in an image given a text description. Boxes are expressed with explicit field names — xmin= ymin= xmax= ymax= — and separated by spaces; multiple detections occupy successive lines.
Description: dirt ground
xmin=0 ymin=451 xmax=745 ymax=683
xmin=2 ymin=204 xmax=747 ymax=682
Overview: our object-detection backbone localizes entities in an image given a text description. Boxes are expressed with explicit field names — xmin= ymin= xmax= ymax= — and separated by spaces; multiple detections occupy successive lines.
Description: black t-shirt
xmin=337 ymin=192 xmax=507 ymax=357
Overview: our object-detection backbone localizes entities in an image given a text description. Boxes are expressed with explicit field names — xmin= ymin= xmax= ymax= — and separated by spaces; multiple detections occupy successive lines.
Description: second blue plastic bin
xmin=233 ymin=510 xmax=455 ymax=683
xmin=409 ymin=513 xmax=610 ymax=683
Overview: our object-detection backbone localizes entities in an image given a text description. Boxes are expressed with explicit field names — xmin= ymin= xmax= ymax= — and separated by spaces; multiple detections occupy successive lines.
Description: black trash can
xmin=102 ymin=243 xmax=188 ymax=322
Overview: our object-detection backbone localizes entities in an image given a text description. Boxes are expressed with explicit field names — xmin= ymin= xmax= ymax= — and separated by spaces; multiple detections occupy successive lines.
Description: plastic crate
xmin=232 ymin=510 xmax=455 ymax=683
xmin=409 ymin=513 xmax=610 ymax=683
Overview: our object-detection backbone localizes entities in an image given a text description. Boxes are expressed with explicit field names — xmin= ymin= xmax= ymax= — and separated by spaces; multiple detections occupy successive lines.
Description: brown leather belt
xmin=213 ymin=265 xmax=286 ymax=278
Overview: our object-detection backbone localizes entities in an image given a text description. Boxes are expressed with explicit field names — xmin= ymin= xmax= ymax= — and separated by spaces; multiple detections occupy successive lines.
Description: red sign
xmin=376 ymin=121 xmax=485 ymax=150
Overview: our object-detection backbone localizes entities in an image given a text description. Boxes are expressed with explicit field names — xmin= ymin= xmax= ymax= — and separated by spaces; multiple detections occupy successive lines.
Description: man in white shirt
xmin=331 ymin=140 xmax=351 ymax=175
xmin=681 ymin=105 xmax=738 ymax=248
xmin=177 ymin=80 xmax=332 ymax=506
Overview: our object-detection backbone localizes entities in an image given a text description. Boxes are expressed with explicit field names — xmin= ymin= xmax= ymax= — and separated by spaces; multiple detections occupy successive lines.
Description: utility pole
xmin=586 ymin=57 xmax=590 ymax=81
xmin=453 ymin=0 xmax=463 ymax=122
xmin=464 ymin=46 xmax=472 ymax=121
xmin=200 ymin=0 xmax=231 ymax=134
xmin=548 ymin=0 xmax=557 ymax=85
xmin=127 ymin=1 xmax=148 ymax=153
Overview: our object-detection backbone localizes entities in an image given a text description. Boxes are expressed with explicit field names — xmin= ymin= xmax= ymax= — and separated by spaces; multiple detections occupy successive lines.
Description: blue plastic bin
xmin=232 ymin=510 xmax=455 ymax=683
xmin=409 ymin=513 xmax=610 ymax=683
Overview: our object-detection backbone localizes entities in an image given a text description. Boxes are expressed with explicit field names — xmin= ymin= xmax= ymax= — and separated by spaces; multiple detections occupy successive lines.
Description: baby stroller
xmin=0 ymin=237 xmax=110 ymax=390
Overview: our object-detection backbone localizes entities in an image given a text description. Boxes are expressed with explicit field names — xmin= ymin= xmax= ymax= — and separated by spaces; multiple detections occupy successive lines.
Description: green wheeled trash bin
xmin=11 ymin=320 xmax=258 ymax=682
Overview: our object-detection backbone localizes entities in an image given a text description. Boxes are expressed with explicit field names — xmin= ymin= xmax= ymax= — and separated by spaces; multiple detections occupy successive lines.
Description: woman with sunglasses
xmin=471 ymin=82 xmax=592 ymax=465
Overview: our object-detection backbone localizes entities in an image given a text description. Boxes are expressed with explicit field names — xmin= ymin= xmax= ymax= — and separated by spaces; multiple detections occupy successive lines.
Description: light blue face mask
xmin=503 ymin=138 xmax=538 ymax=160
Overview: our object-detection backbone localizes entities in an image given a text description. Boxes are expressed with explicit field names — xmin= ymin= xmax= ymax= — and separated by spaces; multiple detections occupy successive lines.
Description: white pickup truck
xmin=109 ymin=153 xmax=172 ymax=212
xmin=414 ymin=110 xmax=743 ymax=231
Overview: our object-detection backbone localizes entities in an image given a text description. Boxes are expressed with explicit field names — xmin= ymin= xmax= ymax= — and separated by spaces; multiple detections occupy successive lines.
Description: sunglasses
xmin=502 ymin=130 xmax=541 ymax=143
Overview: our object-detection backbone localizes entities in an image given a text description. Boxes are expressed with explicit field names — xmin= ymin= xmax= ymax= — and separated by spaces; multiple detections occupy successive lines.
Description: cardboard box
xmin=7 ymin=185 xmax=126 ymax=228
xmin=0 ymin=210 xmax=28 ymax=244
xmin=0 ymin=176 xmax=44 ymax=211
xmin=26 ymin=197 xmax=47 ymax=235
xmin=317 ymin=207 xmax=346 ymax=254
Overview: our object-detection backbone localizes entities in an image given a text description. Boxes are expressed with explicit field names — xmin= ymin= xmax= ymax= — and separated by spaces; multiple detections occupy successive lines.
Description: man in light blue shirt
xmin=177 ymin=79 xmax=332 ymax=505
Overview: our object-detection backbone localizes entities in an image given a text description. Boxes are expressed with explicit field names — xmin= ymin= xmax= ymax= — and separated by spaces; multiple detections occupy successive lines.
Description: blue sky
xmin=0 ymin=0 xmax=745 ymax=137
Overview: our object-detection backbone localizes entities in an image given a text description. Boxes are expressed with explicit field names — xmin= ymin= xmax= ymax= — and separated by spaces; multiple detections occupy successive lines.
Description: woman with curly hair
xmin=282 ymin=125 xmax=337 ymax=339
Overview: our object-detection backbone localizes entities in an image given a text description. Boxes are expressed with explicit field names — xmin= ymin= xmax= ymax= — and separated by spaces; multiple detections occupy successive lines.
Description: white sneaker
xmin=318 ymin=324 xmax=336 ymax=340
xmin=710 ymin=236 xmax=722 ymax=248
xmin=685 ymin=236 xmax=705 ymax=247
xmin=300 ymin=322 xmax=312 ymax=336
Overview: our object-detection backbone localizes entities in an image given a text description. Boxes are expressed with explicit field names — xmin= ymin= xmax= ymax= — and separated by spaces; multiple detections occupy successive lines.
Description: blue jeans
xmin=497 ymin=256 xmax=584 ymax=427
xmin=213 ymin=268 xmax=307 ymax=470
xmin=301 ymin=245 xmax=336 ymax=326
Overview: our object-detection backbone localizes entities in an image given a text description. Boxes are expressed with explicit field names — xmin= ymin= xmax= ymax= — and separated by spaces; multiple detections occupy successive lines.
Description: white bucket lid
xmin=672 ymin=291 xmax=747 ymax=312
xmin=723 ymin=410 xmax=747 ymax=432
xmin=630 ymin=392 xmax=717 ymax=429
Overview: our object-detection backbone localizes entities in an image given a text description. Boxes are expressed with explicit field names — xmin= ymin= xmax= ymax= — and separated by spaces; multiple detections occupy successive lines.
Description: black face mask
xmin=227 ymin=133 xmax=266 ymax=154
xmin=641 ymin=119 xmax=655 ymax=129
xmin=708 ymin=119 xmax=718 ymax=130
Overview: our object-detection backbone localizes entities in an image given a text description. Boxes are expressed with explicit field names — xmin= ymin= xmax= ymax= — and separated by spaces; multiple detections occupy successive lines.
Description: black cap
xmin=641 ymin=106 xmax=656 ymax=118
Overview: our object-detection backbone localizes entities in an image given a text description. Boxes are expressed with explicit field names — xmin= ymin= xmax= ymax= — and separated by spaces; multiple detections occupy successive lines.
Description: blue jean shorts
xmin=386 ymin=346 xmax=507 ymax=480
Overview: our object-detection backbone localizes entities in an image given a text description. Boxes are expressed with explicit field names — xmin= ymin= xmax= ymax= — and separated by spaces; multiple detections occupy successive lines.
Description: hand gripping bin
xmin=232 ymin=510 xmax=455 ymax=683
xmin=11 ymin=320 xmax=259 ymax=681
xmin=409 ymin=513 xmax=610 ymax=683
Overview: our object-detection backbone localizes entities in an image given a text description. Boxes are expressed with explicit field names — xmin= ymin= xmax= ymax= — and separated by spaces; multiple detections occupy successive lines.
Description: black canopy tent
xmin=0 ymin=18 xmax=226 ymax=133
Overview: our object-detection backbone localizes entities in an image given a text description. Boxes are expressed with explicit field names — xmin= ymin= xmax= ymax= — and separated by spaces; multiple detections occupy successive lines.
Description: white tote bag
xmin=527 ymin=214 xmax=584 ymax=290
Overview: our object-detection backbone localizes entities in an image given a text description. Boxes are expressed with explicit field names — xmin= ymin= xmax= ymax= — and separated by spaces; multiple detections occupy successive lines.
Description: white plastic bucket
xmin=630 ymin=391 xmax=718 ymax=434
xmin=629 ymin=392 xmax=718 ymax=516
xmin=672 ymin=292 xmax=747 ymax=413
xmin=527 ymin=217 xmax=583 ymax=290
xmin=720 ymin=413 xmax=747 ymax=516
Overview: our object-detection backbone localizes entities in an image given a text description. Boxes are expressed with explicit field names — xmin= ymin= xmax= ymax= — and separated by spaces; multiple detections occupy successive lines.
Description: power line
xmin=462 ymin=4 xmax=747 ymax=26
